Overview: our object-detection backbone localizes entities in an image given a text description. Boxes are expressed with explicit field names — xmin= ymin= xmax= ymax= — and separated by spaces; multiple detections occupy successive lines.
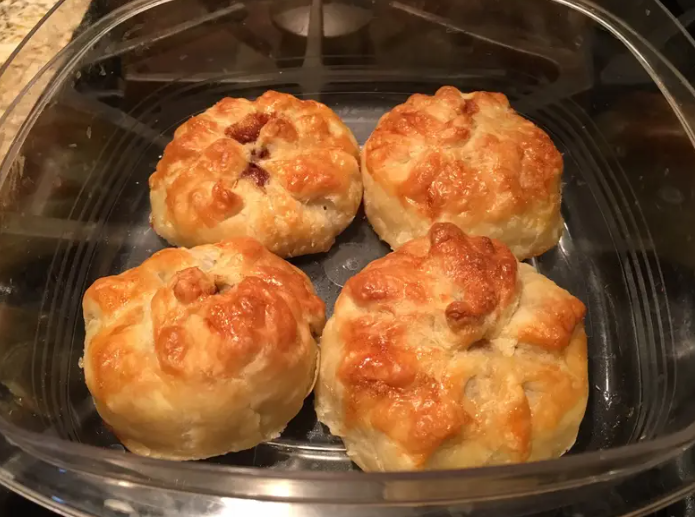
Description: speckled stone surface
xmin=0 ymin=0 xmax=59 ymax=63
xmin=0 ymin=0 xmax=90 ymax=99
xmin=0 ymin=0 xmax=90 ymax=159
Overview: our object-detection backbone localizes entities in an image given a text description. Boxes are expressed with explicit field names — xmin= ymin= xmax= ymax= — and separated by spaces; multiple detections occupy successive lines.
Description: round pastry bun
xmin=315 ymin=223 xmax=587 ymax=472
xmin=82 ymin=238 xmax=325 ymax=460
xmin=149 ymin=91 xmax=362 ymax=258
xmin=362 ymin=86 xmax=564 ymax=259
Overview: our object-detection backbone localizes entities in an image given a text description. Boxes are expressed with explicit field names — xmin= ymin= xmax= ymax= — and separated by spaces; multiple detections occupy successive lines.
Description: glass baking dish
xmin=1 ymin=0 xmax=695 ymax=515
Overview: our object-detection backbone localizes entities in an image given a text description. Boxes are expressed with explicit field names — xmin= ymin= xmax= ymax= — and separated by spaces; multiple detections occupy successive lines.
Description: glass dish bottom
xmin=23 ymin=73 xmax=674 ymax=472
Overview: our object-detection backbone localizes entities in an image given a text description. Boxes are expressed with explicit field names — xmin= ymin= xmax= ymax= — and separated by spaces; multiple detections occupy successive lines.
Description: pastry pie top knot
xmin=362 ymin=86 xmax=564 ymax=259
xmin=316 ymin=223 xmax=588 ymax=472
xmin=149 ymin=91 xmax=362 ymax=258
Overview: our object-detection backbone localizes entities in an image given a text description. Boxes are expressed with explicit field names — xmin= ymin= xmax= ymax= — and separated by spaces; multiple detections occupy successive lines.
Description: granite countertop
xmin=0 ymin=0 xmax=61 ymax=64
xmin=0 ymin=0 xmax=91 ymax=95
xmin=0 ymin=0 xmax=90 ymax=160
xmin=0 ymin=0 xmax=88 ymax=107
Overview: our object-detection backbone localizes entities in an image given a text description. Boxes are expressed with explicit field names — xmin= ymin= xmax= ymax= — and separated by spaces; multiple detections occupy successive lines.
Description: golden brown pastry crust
xmin=315 ymin=223 xmax=587 ymax=471
xmin=82 ymin=238 xmax=325 ymax=460
xmin=362 ymin=87 xmax=564 ymax=259
xmin=149 ymin=91 xmax=362 ymax=258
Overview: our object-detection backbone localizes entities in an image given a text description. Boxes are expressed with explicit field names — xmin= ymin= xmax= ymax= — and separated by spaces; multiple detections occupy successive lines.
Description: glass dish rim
xmin=0 ymin=0 xmax=694 ymax=503
xmin=5 ymin=418 xmax=695 ymax=485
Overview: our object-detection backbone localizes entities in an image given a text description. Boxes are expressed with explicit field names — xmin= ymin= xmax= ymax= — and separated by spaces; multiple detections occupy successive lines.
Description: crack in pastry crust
xmin=82 ymin=237 xmax=325 ymax=460
xmin=149 ymin=91 xmax=362 ymax=257
xmin=315 ymin=223 xmax=587 ymax=472
xmin=362 ymin=86 xmax=565 ymax=259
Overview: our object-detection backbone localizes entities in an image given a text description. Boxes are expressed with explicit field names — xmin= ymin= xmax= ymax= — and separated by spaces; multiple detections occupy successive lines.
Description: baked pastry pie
xmin=315 ymin=223 xmax=587 ymax=471
xmin=362 ymin=86 xmax=564 ymax=259
xmin=150 ymin=91 xmax=361 ymax=258
xmin=82 ymin=238 xmax=325 ymax=460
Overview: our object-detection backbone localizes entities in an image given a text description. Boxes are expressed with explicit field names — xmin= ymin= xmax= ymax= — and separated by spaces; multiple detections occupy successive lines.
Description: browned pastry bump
xmin=82 ymin=238 xmax=325 ymax=460
xmin=315 ymin=223 xmax=587 ymax=471
xmin=149 ymin=91 xmax=362 ymax=258
xmin=362 ymin=86 xmax=564 ymax=259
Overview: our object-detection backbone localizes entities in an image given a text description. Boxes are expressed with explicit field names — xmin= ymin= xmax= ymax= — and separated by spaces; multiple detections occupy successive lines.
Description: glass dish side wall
xmin=0 ymin=0 xmax=694 ymax=512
